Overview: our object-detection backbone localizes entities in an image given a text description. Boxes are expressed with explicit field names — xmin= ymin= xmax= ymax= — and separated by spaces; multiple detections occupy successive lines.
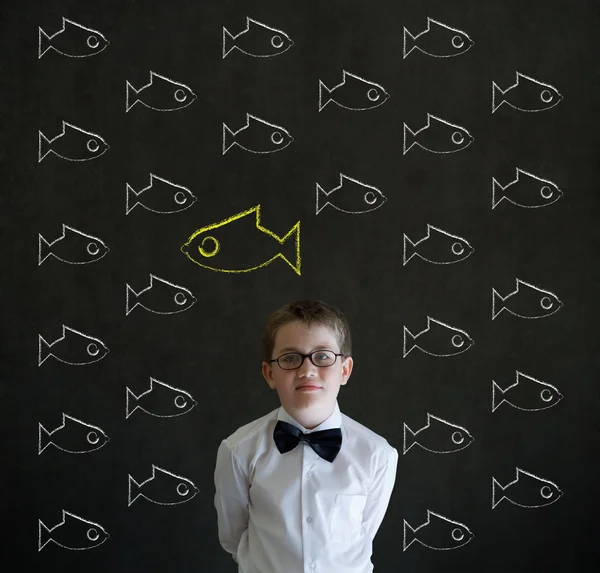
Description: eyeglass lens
xmin=278 ymin=351 xmax=336 ymax=369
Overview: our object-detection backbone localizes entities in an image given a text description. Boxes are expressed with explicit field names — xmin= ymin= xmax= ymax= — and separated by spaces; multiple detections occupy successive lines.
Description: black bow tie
xmin=273 ymin=420 xmax=342 ymax=463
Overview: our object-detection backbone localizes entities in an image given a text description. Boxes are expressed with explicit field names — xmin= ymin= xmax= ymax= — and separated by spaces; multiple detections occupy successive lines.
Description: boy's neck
xmin=284 ymin=402 xmax=336 ymax=431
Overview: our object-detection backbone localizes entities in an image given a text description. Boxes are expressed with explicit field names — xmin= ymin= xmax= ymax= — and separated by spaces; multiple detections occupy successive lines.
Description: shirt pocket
xmin=329 ymin=493 xmax=367 ymax=544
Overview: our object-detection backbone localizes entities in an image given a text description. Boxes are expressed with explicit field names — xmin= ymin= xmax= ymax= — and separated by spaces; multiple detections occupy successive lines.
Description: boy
xmin=214 ymin=300 xmax=398 ymax=573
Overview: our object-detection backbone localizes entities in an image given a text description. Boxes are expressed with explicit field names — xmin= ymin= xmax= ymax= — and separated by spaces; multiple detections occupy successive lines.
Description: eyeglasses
xmin=269 ymin=350 xmax=346 ymax=370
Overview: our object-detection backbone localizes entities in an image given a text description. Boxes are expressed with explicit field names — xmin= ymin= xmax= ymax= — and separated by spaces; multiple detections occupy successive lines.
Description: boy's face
xmin=262 ymin=320 xmax=353 ymax=422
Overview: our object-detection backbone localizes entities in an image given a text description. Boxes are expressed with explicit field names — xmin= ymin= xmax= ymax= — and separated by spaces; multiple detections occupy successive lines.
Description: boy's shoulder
xmin=341 ymin=411 xmax=396 ymax=456
xmin=221 ymin=406 xmax=279 ymax=451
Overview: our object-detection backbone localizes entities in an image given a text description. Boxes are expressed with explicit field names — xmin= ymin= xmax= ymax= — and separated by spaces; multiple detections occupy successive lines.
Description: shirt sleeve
xmin=361 ymin=445 xmax=399 ymax=542
xmin=214 ymin=439 xmax=250 ymax=564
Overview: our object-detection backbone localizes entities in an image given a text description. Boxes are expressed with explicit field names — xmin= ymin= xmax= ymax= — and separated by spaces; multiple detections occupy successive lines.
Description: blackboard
xmin=2 ymin=0 xmax=600 ymax=571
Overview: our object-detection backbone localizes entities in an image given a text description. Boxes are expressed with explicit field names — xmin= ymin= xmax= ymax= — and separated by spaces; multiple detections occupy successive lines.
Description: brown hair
xmin=260 ymin=300 xmax=352 ymax=362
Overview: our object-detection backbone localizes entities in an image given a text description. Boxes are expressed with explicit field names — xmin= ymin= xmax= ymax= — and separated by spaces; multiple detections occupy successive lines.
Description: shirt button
xmin=311 ymin=563 xmax=316 ymax=569
xmin=307 ymin=471 xmax=312 ymax=477
xmin=307 ymin=516 xmax=312 ymax=523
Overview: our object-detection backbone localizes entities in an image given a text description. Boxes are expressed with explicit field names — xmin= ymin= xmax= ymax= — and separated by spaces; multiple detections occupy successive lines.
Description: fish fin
xmin=403 ymin=519 xmax=417 ymax=550
xmin=403 ymin=27 xmax=417 ymax=58
xmin=403 ymin=123 xmax=416 ymax=154
xmin=38 ymin=27 xmax=52 ymax=58
xmin=318 ymin=80 xmax=331 ymax=112
xmin=491 ymin=477 xmax=505 ymax=508
xmin=38 ymin=423 xmax=52 ymax=454
xmin=125 ymin=183 xmax=140 ymax=214
xmin=38 ymin=519 xmax=52 ymax=551
xmin=491 ymin=177 xmax=506 ymax=209
xmin=403 ymin=326 xmax=416 ymax=357
xmin=125 ymin=283 xmax=139 ymax=316
xmin=222 ymin=27 xmax=236 ymax=58
xmin=315 ymin=183 xmax=330 ymax=214
xmin=38 ymin=233 xmax=52 ymax=265
xmin=125 ymin=387 xmax=139 ymax=419
xmin=403 ymin=422 xmax=416 ymax=454
xmin=125 ymin=80 xmax=139 ymax=113
xmin=491 ymin=380 xmax=505 ymax=412
xmin=222 ymin=123 xmax=236 ymax=154
xmin=38 ymin=335 xmax=52 ymax=366
xmin=128 ymin=475 xmax=141 ymax=506
xmin=491 ymin=81 xmax=505 ymax=113
xmin=279 ymin=222 xmax=301 ymax=275
xmin=491 ymin=288 xmax=505 ymax=320
xmin=38 ymin=131 xmax=52 ymax=162
xmin=403 ymin=234 xmax=417 ymax=265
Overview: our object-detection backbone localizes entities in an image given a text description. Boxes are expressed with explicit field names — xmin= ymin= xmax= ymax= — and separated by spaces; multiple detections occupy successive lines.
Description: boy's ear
xmin=262 ymin=361 xmax=276 ymax=388
xmin=341 ymin=356 xmax=354 ymax=383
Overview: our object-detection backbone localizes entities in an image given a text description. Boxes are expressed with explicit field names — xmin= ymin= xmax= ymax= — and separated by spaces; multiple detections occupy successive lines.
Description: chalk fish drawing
xmin=38 ymin=224 xmax=109 ymax=265
xmin=318 ymin=71 xmax=390 ymax=112
xmin=223 ymin=114 xmax=293 ymax=154
xmin=128 ymin=465 xmax=199 ymax=506
xmin=492 ymin=468 xmax=562 ymax=509
xmin=403 ymin=413 xmax=474 ymax=454
xmin=403 ymin=510 xmax=474 ymax=551
xmin=404 ymin=317 xmax=473 ymax=357
xmin=126 ymin=377 xmax=197 ymax=418
xmin=39 ymin=17 xmax=109 ymax=58
xmin=39 ymin=325 xmax=109 ymax=366
xmin=492 ymin=168 xmax=563 ymax=209
xmin=39 ymin=121 xmax=109 ymax=162
xmin=125 ymin=274 xmax=197 ymax=315
xmin=492 ymin=371 xmax=563 ymax=412
xmin=39 ymin=510 xmax=109 ymax=551
xmin=316 ymin=174 xmax=386 ymax=214
xmin=39 ymin=414 xmax=109 ymax=454
xmin=403 ymin=225 xmax=473 ymax=265
xmin=126 ymin=173 xmax=196 ymax=215
xmin=492 ymin=72 xmax=563 ymax=113
xmin=223 ymin=17 xmax=293 ymax=58
xmin=403 ymin=18 xmax=474 ymax=58
xmin=492 ymin=279 xmax=562 ymax=320
xmin=403 ymin=114 xmax=473 ymax=154
xmin=126 ymin=71 xmax=196 ymax=112
xmin=181 ymin=205 xmax=301 ymax=275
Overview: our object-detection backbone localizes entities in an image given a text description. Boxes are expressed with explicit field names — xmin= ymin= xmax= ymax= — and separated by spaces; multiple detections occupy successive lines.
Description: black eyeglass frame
xmin=268 ymin=350 xmax=347 ymax=370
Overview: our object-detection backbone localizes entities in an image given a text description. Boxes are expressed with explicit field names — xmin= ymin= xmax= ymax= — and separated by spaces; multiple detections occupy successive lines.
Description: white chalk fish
xmin=492 ymin=72 xmax=563 ymax=113
xmin=492 ymin=371 xmax=563 ymax=412
xmin=492 ymin=468 xmax=562 ymax=508
xmin=125 ymin=274 xmax=196 ymax=315
xmin=319 ymin=71 xmax=390 ymax=112
xmin=39 ymin=510 xmax=109 ymax=551
xmin=39 ymin=325 xmax=109 ymax=366
xmin=403 ymin=510 xmax=474 ymax=551
xmin=223 ymin=17 xmax=293 ymax=58
xmin=126 ymin=71 xmax=196 ymax=112
xmin=223 ymin=114 xmax=293 ymax=154
xmin=39 ymin=121 xmax=109 ymax=162
xmin=128 ymin=465 xmax=199 ymax=506
xmin=39 ymin=414 xmax=109 ymax=454
xmin=126 ymin=378 xmax=197 ymax=418
xmin=404 ymin=317 xmax=473 ymax=357
xmin=126 ymin=173 xmax=196 ymax=215
xmin=492 ymin=168 xmax=563 ymax=209
xmin=403 ymin=414 xmax=474 ymax=454
xmin=316 ymin=174 xmax=386 ymax=214
xmin=38 ymin=224 xmax=109 ymax=265
xmin=404 ymin=114 xmax=473 ymax=154
xmin=39 ymin=18 xmax=109 ymax=58
xmin=403 ymin=18 xmax=473 ymax=59
xmin=403 ymin=225 xmax=473 ymax=265
xmin=492 ymin=279 xmax=562 ymax=320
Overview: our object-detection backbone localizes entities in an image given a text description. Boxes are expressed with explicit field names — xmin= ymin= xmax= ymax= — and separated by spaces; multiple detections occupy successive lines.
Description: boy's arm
xmin=214 ymin=439 xmax=250 ymax=564
xmin=361 ymin=446 xmax=399 ymax=542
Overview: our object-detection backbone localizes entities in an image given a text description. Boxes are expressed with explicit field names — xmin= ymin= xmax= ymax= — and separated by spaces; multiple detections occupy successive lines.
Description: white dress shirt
xmin=214 ymin=400 xmax=399 ymax=573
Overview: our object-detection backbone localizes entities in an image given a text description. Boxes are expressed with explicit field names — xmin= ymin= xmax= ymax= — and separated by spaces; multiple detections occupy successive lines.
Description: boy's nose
xmin=297 ymin=358 xmax=318 ymax=377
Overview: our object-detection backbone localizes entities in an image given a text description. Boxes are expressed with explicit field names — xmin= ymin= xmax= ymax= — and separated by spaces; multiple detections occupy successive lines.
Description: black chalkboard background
xmin=2 ymin=0 xmax=600 ymax=571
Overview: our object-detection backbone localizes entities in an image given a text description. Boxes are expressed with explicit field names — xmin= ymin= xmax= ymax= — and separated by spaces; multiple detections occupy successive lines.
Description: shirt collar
xmin=277 ymin=400 xmax=342 ymax=433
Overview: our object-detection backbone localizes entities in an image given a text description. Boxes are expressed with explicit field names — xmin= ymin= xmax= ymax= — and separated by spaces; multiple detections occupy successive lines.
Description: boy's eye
xmin=314 ymin=353 xmax=329 ymax=360
xmin=282 ymin=354 xmax=299 ymax=362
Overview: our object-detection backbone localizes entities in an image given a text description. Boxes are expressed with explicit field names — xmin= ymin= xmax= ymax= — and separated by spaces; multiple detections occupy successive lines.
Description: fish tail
xmin=403 ymin=27 xmax=417 ymax=58
xmin=125 ymin=80 xmax=139 ymax=113
xmin=318 ymin=80 xmax=331 ymax=112
xmin=38 ymin=335 xmax=52 ymax=366
xmin=491 ymin=288 xmax=505 ymax=320
xmin=403 ymin=123 xmax=416 ymax=155
xmin=491 ymin=81 xmax=505 ymax=113
xmin=125 ymin=183 xmax=140 ymax=214
xmin=38 ymin=130 xmax=52 ymax=162
xmin=491 ymin=177 xmax=506 ymax=209
xmin=38 ymin=27 xmax=52 ymax=58
xmin=403 ymin=519 xmax=417 ymax=550
xmin=38 ymin=233 xmax=52 ymax=265
xmin=222 ymin=123 xmax=236 ymax=154
xmin=315 ymin=183 xmax=330 ymax=215
xmin=491 ymin=380 xmax=505 ymax=412
xmin=125 ymin=386 xmax=139 ymax=419
xmin=491 ymin=477 xmax=505 ymax=509
xmin=279 ymin=222 xmax=301 ymax=275
xmin=38 ymin=519 xmax=52 ymax=551
xmin=222 ymin=27 xmax=236 ymax=58
xmin=402 ymin=423 xmax=416 ymax=454
xmin=403 ymin=233 xmax=417 ymax=265
xmin=125 ymin=283 xmax=139 ymax=316
xmin=128 ymin=474 xmax=141 ymax=506
xmin=403 ymin=326 xmax=416 ymax=357
xmin=38 ymin=423 xmax=52 ymax=454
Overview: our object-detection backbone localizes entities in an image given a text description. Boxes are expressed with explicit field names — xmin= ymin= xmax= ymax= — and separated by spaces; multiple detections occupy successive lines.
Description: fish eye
xmin=87 ymin=431 xmax=100 ymax=444
xmin=540 ymin=185 xmax=553 ymax=199
xmin=452 ymin=35 xmax=465 ymax=49
xmin=540 ymin=485 xmax=553 ymax=499
xmin=451 ymin=334 xmax=464 ymax=348
xmin=174 ymin=395 xmax=188 ymax=409
xmin=367 ymin=88 xmax=380 ymax=102
xmin=199 ymin=235 xmax=220 ymax=258
xmin=174 ymin=88 xmax=187 ymax=102
xmin=174 ymin=292 xmax=188 ymax=306
xmin=87 ymin=527 xmax=100 ymax=541
xmin=451 ymin=431 xmax=464 ymax=444
xmin=451 ymin=242 xmax=464 ymax=255
xmin=452 ymin=131 xmax=464 ymax=145
xmin=87 ymin=35 xmax=99 ymax=49
xmin=540 ymin=89 xmax=553 ymax=103
xmin=174 ymin=191 xmax=188 ymax=205
xmin=177 ymin=482 xmax=190 ymax=496
xmin=452 ymin=528 xmax=465 ymax=541
xmin=87 ymin=343 xmax=99 ymax=356
xmin=364 ymin=191 xmax=377 ymax=205
xmin=540 ymin=296 xmax=553 ymax=310
xmin=87 ymin=139 xmax=100 ymax=153
xmin=87 ymin=242 xmax=100 ymax=255
xmin=271 ymin=34 xmax=284 ymax=48
xmin=271 ymin=131 xmax=284 ymax=145
xmin=540 ymin=388 xmax=553 ymax=402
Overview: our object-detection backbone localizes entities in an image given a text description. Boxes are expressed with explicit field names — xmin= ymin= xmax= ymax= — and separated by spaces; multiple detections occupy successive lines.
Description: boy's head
xmin=261 ymin=300 xmax=354 ymax=429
